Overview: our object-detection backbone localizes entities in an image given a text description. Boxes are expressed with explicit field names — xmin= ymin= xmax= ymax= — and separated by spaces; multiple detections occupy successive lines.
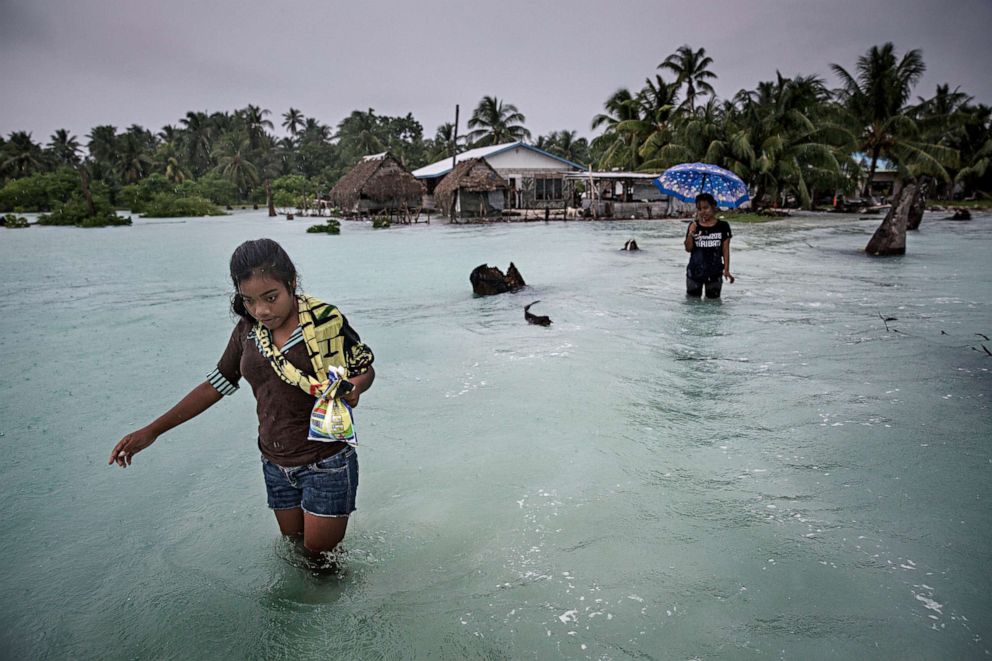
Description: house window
xmin=535 ymin=178 xmax=563 ymax=201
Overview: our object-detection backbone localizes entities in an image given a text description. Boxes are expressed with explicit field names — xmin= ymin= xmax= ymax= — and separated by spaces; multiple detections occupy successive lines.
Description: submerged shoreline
xmin=1 ymin=210 xmax=990 ymax=658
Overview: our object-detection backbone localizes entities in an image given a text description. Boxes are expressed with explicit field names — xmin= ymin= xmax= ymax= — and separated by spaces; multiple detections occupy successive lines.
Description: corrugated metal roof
xmin=563 ymin=171 xmax=659 ymax=179
xmin=412 ymin=141 xmax=585 ymax=178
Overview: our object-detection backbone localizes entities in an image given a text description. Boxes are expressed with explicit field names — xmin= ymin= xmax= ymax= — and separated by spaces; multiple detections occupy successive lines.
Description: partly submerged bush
xmin=372 ymin=215 xmax=391 ymax=229
xmin=140 ymin=193 xmax=225 ymax=218
xmin=2 ymin=213 xmax=29 ymax=228
xmin=306 ymin=220 xmax=341 ymax=234
xmin=37 ymin=198 xmax=131 ymax=227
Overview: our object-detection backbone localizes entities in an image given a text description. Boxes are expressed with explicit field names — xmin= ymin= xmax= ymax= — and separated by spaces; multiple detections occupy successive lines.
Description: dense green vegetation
xmin=1 ymin=42 xmax=988 ymax=219
xmin=3 ymin=213 xmax=29 ymax=228
xmin=306 ymin=220 xmax=341 ymax=234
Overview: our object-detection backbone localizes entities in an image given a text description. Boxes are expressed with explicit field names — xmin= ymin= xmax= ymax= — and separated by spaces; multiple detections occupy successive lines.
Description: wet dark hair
xmin=229 ymin=238 xmax=299 ymax=320
xmin=695 ymin=193 xmax=718 ymax=208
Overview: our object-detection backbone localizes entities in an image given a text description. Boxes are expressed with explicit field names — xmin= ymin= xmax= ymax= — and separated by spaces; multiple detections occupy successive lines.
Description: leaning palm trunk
xmin=265 ymin=179 xmax=276 ymax=217
xmin=866 ymin=183 xmax=919 ymax=256
xmin=77 ymin=165 xmax=97 ymax=217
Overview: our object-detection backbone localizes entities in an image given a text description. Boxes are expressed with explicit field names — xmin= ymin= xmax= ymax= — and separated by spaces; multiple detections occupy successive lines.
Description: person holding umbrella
xmin=653 ymin=163 xmax=746 ymax=299
xmin=684 ymin=192 xmax=734 ymax=299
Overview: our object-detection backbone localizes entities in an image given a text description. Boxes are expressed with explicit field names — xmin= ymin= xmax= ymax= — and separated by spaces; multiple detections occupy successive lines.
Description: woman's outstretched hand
xmin=108 ymin=428 xmax=159 ymax=467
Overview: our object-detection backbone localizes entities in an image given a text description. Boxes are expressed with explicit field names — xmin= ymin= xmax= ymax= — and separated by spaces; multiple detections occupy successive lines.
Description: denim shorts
xmin=261 ymin=447 xmax=358 ymax=517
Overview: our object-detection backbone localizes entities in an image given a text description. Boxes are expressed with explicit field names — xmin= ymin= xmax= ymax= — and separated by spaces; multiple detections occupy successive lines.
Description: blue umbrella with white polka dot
xmin=653 ymin=162 xmax=750 ymax=208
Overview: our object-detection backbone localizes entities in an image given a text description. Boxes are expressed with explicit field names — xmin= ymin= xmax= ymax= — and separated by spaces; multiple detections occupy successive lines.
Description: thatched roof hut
xmin=434 ymin=158 xmax=509 ymax=218
xmin=329 ymin=152 xmax=425 ymax=215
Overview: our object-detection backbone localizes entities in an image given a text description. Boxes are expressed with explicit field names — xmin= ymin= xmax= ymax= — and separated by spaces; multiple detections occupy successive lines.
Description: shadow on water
xmin=675 ymin=293 xmax=730 ymax=346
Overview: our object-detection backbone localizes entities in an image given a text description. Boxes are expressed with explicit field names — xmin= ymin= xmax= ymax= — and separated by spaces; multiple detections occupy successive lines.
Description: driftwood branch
xmin=878 ymin=312 xmax=898 ymax=332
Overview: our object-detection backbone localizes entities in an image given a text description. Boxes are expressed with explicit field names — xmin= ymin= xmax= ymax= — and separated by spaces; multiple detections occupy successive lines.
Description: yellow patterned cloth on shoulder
xmin=251 ymin=295 xmax=373 ymax=444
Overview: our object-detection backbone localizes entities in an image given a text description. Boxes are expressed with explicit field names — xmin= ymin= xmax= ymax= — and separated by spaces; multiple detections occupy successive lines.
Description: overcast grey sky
xmin=2 ymin=0 xmax=990 ymax=145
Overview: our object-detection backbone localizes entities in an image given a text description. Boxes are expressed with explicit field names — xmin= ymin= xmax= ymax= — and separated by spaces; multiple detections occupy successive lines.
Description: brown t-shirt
xmin=209 ymin=311 xmax=373 ymax=467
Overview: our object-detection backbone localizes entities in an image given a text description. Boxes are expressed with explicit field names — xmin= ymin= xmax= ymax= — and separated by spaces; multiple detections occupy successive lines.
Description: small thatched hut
xmin=329 ymin=152 xmax=425 ymax=218
xmin=434 ymin=158 xmax=509 ymax=218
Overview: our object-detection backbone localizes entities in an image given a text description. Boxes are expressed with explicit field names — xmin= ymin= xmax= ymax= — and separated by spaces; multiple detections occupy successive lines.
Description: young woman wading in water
xmin=684 ymin=192 xmax=735 ymax=299
xmin=109 ymin=238 xmax=375 ymax=562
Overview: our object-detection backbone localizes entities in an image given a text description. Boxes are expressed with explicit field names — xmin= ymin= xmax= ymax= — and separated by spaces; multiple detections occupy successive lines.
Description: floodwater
xmin=1 ymin=210 xmax=990 ymax=659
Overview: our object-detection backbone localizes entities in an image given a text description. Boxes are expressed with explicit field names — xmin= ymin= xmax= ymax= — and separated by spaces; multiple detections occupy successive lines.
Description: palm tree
xmin=916 ymin=84 xmax=972 ymax=124
xmin=1 ymin=131 xmax=46 ymax=177
xmin=643 ymin=97 xmax=734 ymax=171
xmin=213 ymin=136 xmax=259 ymax=197
xmin=658 ymin=45 xmax=717 ymax=112
xmin=240 ymin=105 xmax=274 ymax=151
xmin=424 ymin=122 xmax=458 ymax=162
xmin=116 ymin=126 xmax=156 ymax=184
xmin=465 ymin=96 xmax=531 ymax=146
xmin=536 ymin=130 xmax=590 ymax=165
xmin=296 ymin=118 xmax=335 ymax=179
xmin=159 ymin=124 xmax=180 ymax=143
xmin=626 ymin=76 xmax=681 ymax=169
xmin=162 ymin=154 xmax=190 ymax=185
xmin=831 ymin=43 xmax=952 ymax=195
xmin=269 ymin=137 xmax=298 ymax=177
xmin=282 ymin=108 xmax=305 ymax=137
xmin=86 ymin=125 xmax=120 ymax=168
xmin=47 ymin=129 xmax=82 ymax=167
xmin=591 ymin=88 xmax=643 ymax=169
xmin=152 ymin=125 xmax=189 ymax=184
xmin=731 ymin=73 xmax=846 ymax=208
xmin=208 ymin=111 xmax=237 ymax=135
xmin=179 ymin=111 xmax=214 ymax=176
xmin=300 ymin=117 xmax=332 ymax=143
xmin=250 ymin=137 xmax=284 ymax=217
xmin=914 ymin=84 xmax=974 ymax=196
xmin=335 ymin=109 xmax=386 ymax=160
xmin=952 ymin=104 xmax=992 ymax=195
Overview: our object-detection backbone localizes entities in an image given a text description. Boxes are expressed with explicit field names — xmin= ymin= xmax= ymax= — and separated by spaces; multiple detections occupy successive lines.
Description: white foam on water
xmin=914 ymin=593 xmax=943 ymax=614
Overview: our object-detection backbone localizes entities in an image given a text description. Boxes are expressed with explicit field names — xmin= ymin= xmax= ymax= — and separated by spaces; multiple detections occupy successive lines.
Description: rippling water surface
xmin=1 ymin=210 xmax=990 ymax=659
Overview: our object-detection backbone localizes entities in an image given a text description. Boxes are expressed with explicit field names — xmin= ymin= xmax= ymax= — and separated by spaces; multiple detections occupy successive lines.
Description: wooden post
xmin=588 ymin=166 xmax=597 ymax=219
xmin=452 ymin=104 xmax=459 ymax=173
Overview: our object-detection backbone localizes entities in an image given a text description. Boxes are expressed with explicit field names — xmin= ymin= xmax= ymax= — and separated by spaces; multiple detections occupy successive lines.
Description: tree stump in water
xmin=866 ymin=184 xmax=917 ymax=256
xmin=470 ymin=262 xmax=526 ymax=295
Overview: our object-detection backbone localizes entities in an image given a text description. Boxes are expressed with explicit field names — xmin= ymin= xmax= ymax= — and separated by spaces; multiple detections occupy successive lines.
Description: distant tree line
xmin=1 ymin=42 xmax=989 ymax=219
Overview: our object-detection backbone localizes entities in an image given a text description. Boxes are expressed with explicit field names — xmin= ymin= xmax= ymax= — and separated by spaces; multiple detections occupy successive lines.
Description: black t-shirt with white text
xmin=687 ymin=219 xmax=732 ymax=282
